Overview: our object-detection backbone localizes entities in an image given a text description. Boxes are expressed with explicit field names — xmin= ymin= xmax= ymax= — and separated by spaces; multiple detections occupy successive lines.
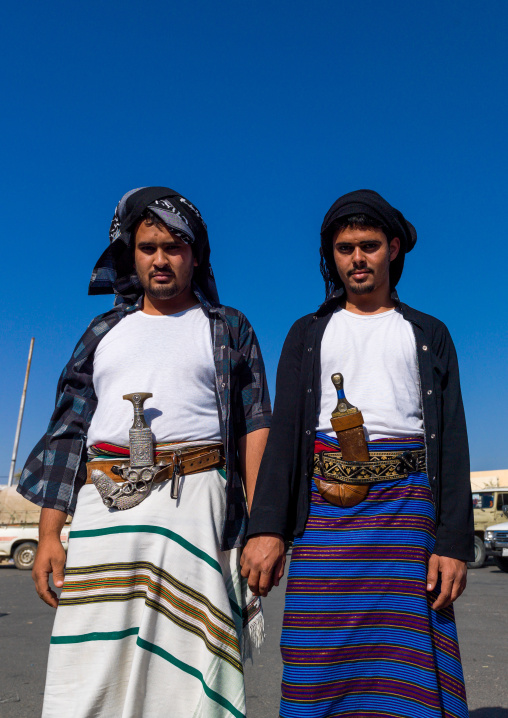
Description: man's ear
xmin=193 ymin=256 xmax=198 ymax=267
xmin=389 ymin=236 xmax=400 ymax=262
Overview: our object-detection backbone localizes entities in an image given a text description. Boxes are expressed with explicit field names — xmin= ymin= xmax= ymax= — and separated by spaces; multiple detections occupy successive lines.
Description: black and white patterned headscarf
xmin=89 ymin=186 xmax=220 ymax=305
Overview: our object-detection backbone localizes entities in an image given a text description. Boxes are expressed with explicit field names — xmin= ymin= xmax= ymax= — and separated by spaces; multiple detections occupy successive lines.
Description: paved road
xmin=1 ymin=560 xmax=507 ymax=717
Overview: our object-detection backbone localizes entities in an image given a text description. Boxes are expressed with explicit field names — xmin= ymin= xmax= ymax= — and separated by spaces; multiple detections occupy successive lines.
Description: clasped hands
xmin=240 ymin=533 xmax=286 ymax=597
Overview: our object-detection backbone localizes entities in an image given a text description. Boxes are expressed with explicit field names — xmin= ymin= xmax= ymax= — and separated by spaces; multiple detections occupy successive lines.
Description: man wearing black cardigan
xmin=241 ymin=189 xmax=472 ymax=718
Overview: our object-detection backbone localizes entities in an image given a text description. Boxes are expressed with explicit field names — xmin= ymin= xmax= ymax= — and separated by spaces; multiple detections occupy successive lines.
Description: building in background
xmin=471 ymin=470 xmax=508 ymax=491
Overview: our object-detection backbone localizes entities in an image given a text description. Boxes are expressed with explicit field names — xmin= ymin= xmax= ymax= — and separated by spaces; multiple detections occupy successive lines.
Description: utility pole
xmin=7 ymin=338 xmax=35 ymax=487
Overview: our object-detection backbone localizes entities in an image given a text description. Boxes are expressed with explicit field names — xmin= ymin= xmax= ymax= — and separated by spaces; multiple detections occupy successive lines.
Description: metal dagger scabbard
xmin=92 ymin=392 xmax=161 ymax=510
xmin=314 ymin=373 xmax=371 ymax=507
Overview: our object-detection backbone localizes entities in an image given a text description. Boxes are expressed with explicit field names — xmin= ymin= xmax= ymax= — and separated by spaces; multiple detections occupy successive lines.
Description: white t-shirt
xmin=316 ymin=308 xmax=423 ymax=441
xmin=87 ymin=305 xmax=221 ymax=447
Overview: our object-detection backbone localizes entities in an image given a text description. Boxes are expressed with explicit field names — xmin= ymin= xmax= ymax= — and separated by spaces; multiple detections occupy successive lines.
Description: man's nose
xmin=352 ymin=247 xmax=366 ymax=264
xmin=153 ymin=248 xmax=169 ymax=266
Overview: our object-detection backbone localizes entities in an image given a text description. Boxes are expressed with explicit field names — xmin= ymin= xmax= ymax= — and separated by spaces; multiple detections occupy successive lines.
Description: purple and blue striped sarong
xmin=280 ymin=434 xmax=468 ymax=718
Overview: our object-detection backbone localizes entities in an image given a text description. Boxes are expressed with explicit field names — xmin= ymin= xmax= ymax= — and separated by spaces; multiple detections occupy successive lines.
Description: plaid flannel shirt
xmin=17 ymin=289 xmax=272 ymax=550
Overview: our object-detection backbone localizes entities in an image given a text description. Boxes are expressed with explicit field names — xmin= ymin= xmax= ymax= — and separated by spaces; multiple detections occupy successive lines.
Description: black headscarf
xmin=320 ymin=189 xmax=417 ymax=297
xmin=89 ymin=186 xmax=219 ymax=305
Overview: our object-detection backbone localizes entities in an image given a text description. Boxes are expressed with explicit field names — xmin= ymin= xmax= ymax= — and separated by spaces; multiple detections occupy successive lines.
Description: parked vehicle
xmin=484 ymin=519 xmax=508 ymax=573
xmin=0 ymin=486 xmax=70 ymax=569
xmin=0 ymin=523 xmax=70 ymax=569
xmin=469 ymin=488 xmax=508 ymax=568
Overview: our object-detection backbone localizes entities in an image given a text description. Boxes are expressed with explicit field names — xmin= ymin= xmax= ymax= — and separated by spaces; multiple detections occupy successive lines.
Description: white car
xmin=484 ymin=520 xmax=508 ymax=573
xmin=0 ymin=524 xmax=70 ymax=570
xmin=0 ymin=485 xmax=71 ymax=569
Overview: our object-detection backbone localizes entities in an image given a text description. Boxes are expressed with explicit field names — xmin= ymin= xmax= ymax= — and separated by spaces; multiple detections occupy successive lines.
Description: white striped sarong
xmin=42 ymin=468 xmax=263 ymax=718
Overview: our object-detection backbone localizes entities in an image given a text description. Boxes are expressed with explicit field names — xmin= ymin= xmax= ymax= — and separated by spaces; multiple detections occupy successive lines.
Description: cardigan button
xmin=431 ymin=433 xmax=436 ymax=439
xmin=307 ymin=388 xmax=312 ymax=393
xmin=306 ymin=430 xmax=311 ymax=435
xmin=308 ymin=347 xmax=313 ymax=352
xmin=422 ymin=345 xmax=428 ymax=351
xmin=427 ymin=389 xmax=432 ymax=395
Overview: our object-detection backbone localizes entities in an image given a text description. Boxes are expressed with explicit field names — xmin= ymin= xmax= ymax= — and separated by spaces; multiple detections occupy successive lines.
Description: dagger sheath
xmin=124 ymin=392 xmax=154 ymax=468
xmin=330 ymin=415 xmax=370 ymax=464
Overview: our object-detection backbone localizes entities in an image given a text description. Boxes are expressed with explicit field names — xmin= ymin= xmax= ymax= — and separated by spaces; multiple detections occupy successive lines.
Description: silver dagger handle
xmin=123 ymin=392 xmax=153 ymax=428
xmin=123 ymin=392 xmax=154 ymax=468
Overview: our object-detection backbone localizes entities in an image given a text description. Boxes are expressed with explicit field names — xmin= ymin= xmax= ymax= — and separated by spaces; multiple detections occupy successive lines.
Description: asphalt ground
xmin=0 ymin=559 xmax=507 ymax=717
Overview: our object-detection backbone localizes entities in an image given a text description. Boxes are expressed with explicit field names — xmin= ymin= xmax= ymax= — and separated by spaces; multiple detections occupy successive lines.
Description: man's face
xmin=134 ymin=220 xmax=197 ymax=301
xmin=332 ymin=226 xmax=400 ymax=296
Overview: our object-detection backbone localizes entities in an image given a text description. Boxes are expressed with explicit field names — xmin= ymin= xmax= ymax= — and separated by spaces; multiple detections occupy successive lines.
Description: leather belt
xmin=314 ymin=448 xmax=426 ymax=485
xmin=86 ymin=445 xmax=224 ymax=485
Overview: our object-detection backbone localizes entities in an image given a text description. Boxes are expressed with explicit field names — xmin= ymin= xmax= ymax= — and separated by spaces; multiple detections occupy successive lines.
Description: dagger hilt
xmin=331 ymin=373 xmax=357 ymax=417
xmin=123 ymin=392 xmax=153 ymax=429
xmin=123 ymin=393 xmax=154 ymax=468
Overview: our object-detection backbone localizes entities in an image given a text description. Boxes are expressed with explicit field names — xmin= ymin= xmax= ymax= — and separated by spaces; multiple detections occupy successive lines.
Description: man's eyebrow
xmin=335 ymin=239 xmax=382 ymax=246
xmin=137 ymin=239 xmax=182 ymax=247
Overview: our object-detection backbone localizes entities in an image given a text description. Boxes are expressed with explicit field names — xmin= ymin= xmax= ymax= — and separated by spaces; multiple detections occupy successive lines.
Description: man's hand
xmin=241 ymin=534 xmax=286 ymax=597
xmin=32 ymin=508 xmax=68 ymax=608
xmin=427 ymin=553 xmax=467 ymax=611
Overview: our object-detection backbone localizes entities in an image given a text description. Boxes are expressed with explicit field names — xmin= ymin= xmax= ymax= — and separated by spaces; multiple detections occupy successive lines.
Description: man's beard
xmin=346 ymin=270 xmax=375 ymax=295
xmin=139 ymin=275 xmax=180 ymax=300
xmin=146 ymin=283 xmax=179 ymax=300
xmin=348 ymin=281 xmax=375 ymax=295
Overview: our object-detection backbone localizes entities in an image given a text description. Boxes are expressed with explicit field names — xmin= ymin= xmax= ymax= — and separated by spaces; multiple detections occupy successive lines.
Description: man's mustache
xmin=347 ymin=267 xmax=373 ymax=277
xmin=149 ymin=270 xmax=175 ymax=279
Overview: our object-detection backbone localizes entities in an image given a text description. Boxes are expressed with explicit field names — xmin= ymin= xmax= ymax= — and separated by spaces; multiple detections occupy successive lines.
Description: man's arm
xmin=17 ymin=319 xmax=109 ymax=604
xmin=427 ymin=324 xmax=472 ymax=609
xmin=432 ymin=325 xmax=473 ymax=560
xmin=33 ymin=508 xmax=68 ymax=608
xmin=238 ymin=428 xmax=270 ymax=512
xmin=239 ymin=428 xmax=286 ymax=598
xmin=17 ymin=324 xmax=100 ymax=516
xmin=241 ymin=318 xmax=306 ymax=596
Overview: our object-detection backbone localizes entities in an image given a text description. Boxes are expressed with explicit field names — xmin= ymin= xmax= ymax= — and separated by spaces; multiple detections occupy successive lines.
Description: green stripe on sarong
xmin=136 ymin=636 xmax=245 ymax=718
xmin=51 ymin=626 xmax=139 ymax=644
xmin=69 ymin=525 xmax=221 ymax=572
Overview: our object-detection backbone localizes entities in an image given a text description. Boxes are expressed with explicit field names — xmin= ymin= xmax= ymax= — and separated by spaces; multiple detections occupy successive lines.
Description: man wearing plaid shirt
xmin=18 ymin=186 xmax=271 ymax=718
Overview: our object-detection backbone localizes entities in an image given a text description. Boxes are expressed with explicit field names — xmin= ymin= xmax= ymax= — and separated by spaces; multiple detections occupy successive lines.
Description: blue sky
xmin=1 ymin=0 xmax=507 ymax=480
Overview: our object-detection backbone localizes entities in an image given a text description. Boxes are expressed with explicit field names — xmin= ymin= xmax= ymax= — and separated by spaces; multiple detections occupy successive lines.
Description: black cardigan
xmin=247 ymin=296 xmax=474 ymax=562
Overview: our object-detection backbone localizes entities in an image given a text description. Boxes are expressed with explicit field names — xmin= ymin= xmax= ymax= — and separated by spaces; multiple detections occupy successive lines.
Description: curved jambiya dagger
xmin=92 ymin=393 xmax=158 ymax=510
xmin=315 ymin=374 xmax=370 ymax=507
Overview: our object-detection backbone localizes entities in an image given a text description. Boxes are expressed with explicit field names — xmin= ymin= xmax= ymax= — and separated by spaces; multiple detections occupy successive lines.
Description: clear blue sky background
xmin=1 ymin=0 xmax=507 ymax=481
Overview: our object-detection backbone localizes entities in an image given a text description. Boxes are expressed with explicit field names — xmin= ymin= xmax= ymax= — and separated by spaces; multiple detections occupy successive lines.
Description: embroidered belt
xmin=86 ymin=443 xmax=224 ymax=510
xmin=85 ymin=444 xmax=224 ymax=485
xmin=314 ymin=448 xmax=426 ymax=485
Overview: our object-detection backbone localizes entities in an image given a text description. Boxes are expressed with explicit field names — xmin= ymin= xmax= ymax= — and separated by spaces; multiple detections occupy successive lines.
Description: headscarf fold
xmin=320 ymin=189 xmax=417 ymax=296
xmin=89 ymin=186 xmax=220 ymax=305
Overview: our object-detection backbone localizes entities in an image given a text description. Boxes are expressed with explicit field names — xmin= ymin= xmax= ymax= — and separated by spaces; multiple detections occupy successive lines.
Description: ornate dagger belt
xmin=91 ymin=393 xmax=162 ymax=510
xmin=314 ymin=374 xmax=425 ymax=508
xmin=90 ymin=393 xmax=222 ymax=511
